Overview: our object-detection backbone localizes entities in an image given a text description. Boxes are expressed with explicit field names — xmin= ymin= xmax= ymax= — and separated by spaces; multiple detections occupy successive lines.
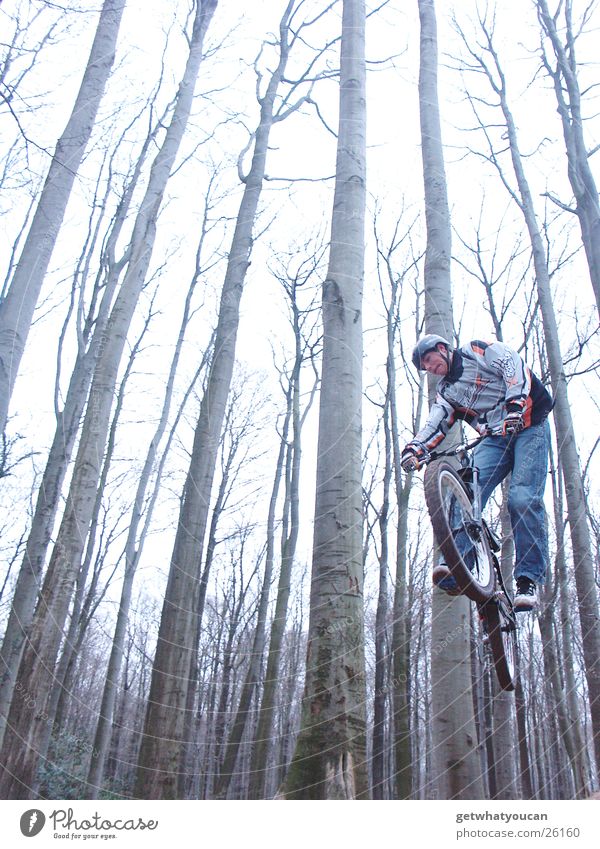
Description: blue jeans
xmin=473 ymin=419 xmax=550 ymax=584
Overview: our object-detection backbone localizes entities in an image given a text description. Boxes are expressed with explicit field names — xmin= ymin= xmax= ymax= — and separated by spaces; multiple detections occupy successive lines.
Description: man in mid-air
xmin=401 ymin=335 xmax=552 ymax=612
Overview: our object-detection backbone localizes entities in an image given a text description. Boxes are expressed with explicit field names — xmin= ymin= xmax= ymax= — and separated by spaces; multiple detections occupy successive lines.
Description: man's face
xmin=421 ymin=345 xmax=450 ymax=376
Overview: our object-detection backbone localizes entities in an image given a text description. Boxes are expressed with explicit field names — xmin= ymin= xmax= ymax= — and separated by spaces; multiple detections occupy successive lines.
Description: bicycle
xmin=421 ymin=434 xmax=518 ymax=692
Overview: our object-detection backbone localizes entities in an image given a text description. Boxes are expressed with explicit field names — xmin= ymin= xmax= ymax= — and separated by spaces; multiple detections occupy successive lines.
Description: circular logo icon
xmin=20 ymin=810 xmax=46 ymax=837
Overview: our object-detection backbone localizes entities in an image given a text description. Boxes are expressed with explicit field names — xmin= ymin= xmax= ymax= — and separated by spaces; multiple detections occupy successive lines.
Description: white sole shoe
xmin=514 ymin=586 xmax=537 ymax=613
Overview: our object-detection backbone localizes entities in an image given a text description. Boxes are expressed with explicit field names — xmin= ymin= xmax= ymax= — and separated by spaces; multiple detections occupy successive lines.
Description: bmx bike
xmin=422 ymin=435 xmax=518 ymax=691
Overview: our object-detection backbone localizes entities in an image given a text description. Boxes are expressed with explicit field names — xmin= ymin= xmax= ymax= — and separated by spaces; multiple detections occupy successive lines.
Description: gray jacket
xmin=412 ymin=340 xmax=552 ymax=453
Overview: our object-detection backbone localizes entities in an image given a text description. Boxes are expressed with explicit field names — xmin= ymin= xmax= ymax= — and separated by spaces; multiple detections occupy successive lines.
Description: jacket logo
xmin=492 ymin=353 xmax=517 ymax=382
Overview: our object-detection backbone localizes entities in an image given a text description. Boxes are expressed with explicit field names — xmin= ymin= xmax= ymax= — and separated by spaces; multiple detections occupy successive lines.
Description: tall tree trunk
xmin=389 ymin=305 xmax=420 ymax=800
xmin=0 ymin=125 xmax=157 ymax=748
xmin=211 ymin=570 xmax=247 ymax=789
xmin=470 ymin=612 xmax=488 ymax=795
xmin=51 ymin=319 xmax=147 ymax=738
xmin=86 ymin=262 xmax=213 ymax=798
xmin=134 ymin=1 xmax=295 ymax=799
xmin=514 ymin=647 xmax=534 ymax=799
xmin=248 ymin=447 xmax=300 ymax=797
xmin=0 ymin=292 xmax=105 ymax=749
xmin=418 ymin=0 xmax=485 ymax=800
xmin=491 ymin=492 xmax=518 ymax=798
xmin=248 ymin=314 xmax=305 ymax=799
xmin=0 ymin=1 xmax=217 ymax=799
xmin=177 ymin=413 xmax=241 ymax=798
xmin=281 ymin=0 xmax=368 ymax=800
xmin=213 ymin=406 xmax=292 ymax=799
xmin=536 ymin=0 xmax=600 ymax=318
xmin=200 ymin=621 xmax=226 ymax=800
xmin=372 ymin=390 xmax=391 ymax=799
xmin=538 ymin=601 xmax=580 ymax=795
xmin=390 ymin=469 xmax=413 ymax=799
xmin=487 ymin=35 xmax=600 ymax=776
xmin=550 ymin=443 xmax=590 ymax=797
xmin=482 ymin=665 xmax=497 ymax=798
xmin=0 ymin=0 xmax=126 ymax=433
xmin=380 ymin=246 xmax=420 ymax=799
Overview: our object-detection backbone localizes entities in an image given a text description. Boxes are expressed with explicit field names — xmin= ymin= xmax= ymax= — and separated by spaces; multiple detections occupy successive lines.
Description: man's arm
xmin=401 ymin=394 xmax=456 ymax=471
xmin=481 ymin=340 xmax=531 ymax=413
xmin=413 ymin=393 xmax=456 ymax=451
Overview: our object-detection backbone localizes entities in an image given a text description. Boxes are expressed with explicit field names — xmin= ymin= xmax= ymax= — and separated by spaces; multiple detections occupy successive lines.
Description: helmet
xmin=411 ymin=334 xmax=451 ymax=371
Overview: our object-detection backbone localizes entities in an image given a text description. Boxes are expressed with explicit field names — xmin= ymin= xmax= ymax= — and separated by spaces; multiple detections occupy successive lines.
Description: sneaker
xmin=432 ymin=563 xmax=461 ymax=596
xmin=514 ymin=576 xmax=537 ymax=612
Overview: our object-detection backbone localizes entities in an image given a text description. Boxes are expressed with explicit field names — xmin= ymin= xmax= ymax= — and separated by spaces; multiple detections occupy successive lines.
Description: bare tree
xmin=0 ymin=0 xmax=218 ymax=798
xmin=282 ymin=0 xmax=368 ymax=800
xmin=248 ymin=250 xmax=320 ymax=799
xmin=455 ymin=211 xmax=531 ymax=799
xmin=372 ymin=211 xmax=422 ymax=799
xmin=85 ymin=190 xmax=221 ymax=797
xmin=0 ymin=112 xmax=160 ymax=749
xmin=0 ymin=0 xmax=126 ymax=435
xmin=134 ymin=0 xmax=326 ymax=799
xmin=0 ymin=0 xmax=65 ymax=251
xmin=546 ymin=410 xmax=590 ymax=796
xmin=455 ymin=4 xmax=600 ymax=780
xmin=536 ymin=0 xmax=600 ymax=318
xmin=418 ymin=0 xmax=485 ymax=800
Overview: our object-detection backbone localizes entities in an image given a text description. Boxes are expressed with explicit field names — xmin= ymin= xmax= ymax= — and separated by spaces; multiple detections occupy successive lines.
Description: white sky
xmin=1 ymin=0 xmax=599 ymax=618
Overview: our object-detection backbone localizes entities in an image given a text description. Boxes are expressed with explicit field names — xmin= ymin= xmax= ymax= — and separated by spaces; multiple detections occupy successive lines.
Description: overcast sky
xmin=1 ymin=0 xmax=598 ymax=603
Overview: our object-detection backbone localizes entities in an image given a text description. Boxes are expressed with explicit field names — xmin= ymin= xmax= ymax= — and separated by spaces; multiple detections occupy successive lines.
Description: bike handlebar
xmin=404 ymin=428 xmax=514 ymax=472
xmin=428 ymin=430 xmax=503 ymax=462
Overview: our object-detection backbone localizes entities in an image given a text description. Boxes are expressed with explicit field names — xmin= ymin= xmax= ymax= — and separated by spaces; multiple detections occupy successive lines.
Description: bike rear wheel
xmin=484 ymin=593 xmax=517 ymax=691
xmin=424 ymin=459 xmax=495 ymax=603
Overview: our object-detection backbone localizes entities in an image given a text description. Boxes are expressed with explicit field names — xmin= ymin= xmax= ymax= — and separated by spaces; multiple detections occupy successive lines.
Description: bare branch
xmin=307 ymin=95 xmax=338 ymax=137
xmin=541 ymin=191 xmax=577 ymax=214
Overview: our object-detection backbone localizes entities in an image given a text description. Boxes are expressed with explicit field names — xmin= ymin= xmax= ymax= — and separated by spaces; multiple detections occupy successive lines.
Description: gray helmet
xmin=411 ymin=334 xmax=451 ymax=370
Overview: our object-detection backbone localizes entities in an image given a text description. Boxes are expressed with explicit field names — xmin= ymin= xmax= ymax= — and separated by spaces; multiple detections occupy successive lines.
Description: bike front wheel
xmin=424 ymin=459 xmax=495 ymax=603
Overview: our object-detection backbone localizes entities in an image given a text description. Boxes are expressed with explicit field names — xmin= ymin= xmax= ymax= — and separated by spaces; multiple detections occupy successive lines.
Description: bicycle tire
xmin=484 ymin=593 xmax=517 ymax=691
xmin=424 ymin=459 xmax=495 ymax=603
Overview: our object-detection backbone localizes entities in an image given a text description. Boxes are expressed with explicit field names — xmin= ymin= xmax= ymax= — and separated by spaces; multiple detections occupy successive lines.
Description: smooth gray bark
xmin=50 ymin=324 xmax=142 ymax=736
xmin=282 ymin=0 xmax=368 ymax=800
xmin=491 ymin=494 xmax=518 ymax=799
xmin=514 ymin=647 xmax=534 ymax=798
xmin=418 ymin=0 xmax=485 ymax=800
xmin=482 ymin=27 xmax=600 ymax=776
xmin=134 ymin=1 xmax=294 ymax=800
xmin=214 ymin=450 xmax=286 ymax=799
xmin=384 ymin=242 xmax=421 ymax=801
xmin=537 ymin=0 xmax=600 ymax=318
xmin=0 ymin=122 xmax=158 ymax=750
xmin=0 ymin=0 xmax=126 ymax=433
xmin=248 ymin=289 xmax=307 ymax=799
xmin=102 ymin=193 xmax=223 ymax=801
xmin=85 ymin=265 xmax=213 ymax=798
xmin=550 ymin=443 xmax=590 ymax=797
xmin=0 ymin=0 xmax=217 ymax=799
xmin=372 ymin=389 xmax=391 ymax=798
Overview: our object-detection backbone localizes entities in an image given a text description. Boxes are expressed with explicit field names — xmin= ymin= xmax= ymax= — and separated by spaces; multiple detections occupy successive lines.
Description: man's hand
xmin=503 ymin=410 xmax=524 ymax=436
xmin=401 ymin=443 xmax=429 ymax=472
